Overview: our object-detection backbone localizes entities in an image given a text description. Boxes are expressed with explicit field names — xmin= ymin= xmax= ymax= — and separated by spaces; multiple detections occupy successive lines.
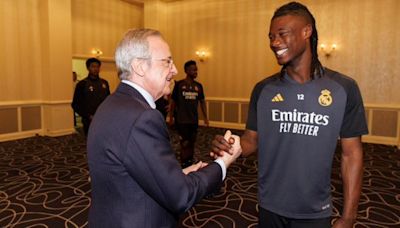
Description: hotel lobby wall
xmin=0 ymin=0 xmax=143 ymax=141
xmin=0 ymin=0 xmax=75 ymax=141
xmin=71 ymin=0 xmax=143 ymax=60
xmin=162 ymin=0 xmax=400 ymax=104
xmin=71 ymin=0 xmax=144 ymax=93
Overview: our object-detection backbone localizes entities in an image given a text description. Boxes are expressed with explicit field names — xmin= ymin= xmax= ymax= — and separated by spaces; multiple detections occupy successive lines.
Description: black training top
xmin=171 ymin=79 xmax=205 ymax=124
xmin=72 ymin=76 xmax=110 ymax=119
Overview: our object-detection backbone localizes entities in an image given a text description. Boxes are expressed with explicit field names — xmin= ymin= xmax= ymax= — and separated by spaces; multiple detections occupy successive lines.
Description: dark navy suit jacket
xmin=87 ymin=83 xmax=222 ymax=228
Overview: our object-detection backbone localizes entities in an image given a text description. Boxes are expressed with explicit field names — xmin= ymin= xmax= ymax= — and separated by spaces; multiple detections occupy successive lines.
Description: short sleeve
xmin=339 ymin=80 xmax=369 ymax=138
xmin=246 ymin=81 xmax=265 ymax=131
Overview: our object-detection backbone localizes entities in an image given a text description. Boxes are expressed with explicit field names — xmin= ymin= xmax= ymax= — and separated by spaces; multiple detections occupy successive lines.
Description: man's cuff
xmin=214 ymin=158 xmax=226 ymax=180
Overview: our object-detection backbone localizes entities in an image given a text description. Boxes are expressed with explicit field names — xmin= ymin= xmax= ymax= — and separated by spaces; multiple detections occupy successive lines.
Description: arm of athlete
xmin=333 ymin=136 xmax=363 ymax=228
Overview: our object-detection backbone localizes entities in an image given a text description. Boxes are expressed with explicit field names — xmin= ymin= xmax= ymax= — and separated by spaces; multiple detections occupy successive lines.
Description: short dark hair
xmin=272 ymin=2 xmax=323 ymax=79
xmin=184 ymin=60 xmax=196 ymax=71
xmin=86 ymin=58 xmax=101 ymax=69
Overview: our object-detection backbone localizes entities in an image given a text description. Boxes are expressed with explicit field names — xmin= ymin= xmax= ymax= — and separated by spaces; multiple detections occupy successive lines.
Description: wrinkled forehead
xmin=147 ymin=36 xmax=171 ymax=58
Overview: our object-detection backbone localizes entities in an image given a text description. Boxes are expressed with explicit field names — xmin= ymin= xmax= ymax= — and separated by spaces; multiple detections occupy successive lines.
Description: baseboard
xmin=0 ymin=128 xmax=77 ymax=142
xmin=0 ymin=130 xmax=42 ymax=142
xmin=43 ymin=128 xmax=76 ymax=137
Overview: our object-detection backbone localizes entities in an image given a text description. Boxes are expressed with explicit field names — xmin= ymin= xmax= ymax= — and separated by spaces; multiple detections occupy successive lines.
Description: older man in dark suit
xmin=87 ymin=28 xmax=241 ymax=228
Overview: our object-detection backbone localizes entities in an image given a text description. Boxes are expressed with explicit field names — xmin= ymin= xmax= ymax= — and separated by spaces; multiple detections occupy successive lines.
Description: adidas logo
xmin=271 ymin=93 xmax=284 ymax=102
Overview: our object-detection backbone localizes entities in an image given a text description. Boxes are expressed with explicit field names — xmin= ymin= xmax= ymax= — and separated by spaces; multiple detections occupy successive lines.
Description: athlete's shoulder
xmin=254 ymin=72 xmax=281 ymax=90
xmin=324 ymin=68 xmax=357 ymax=85
xmin=99 ymin=77 xmax=109 ymax=84
xmin=172 ymin=80 xmax=184 ymax=89
xmin=249 ymin=72 xmax=281 ymax=101
xmin=76 ymin=77 xmax=89 ymax=87
xmin=193 ymin=80 xmax=203 ymax=87
xmin=80 ymin=77 xmax=90 ymax=83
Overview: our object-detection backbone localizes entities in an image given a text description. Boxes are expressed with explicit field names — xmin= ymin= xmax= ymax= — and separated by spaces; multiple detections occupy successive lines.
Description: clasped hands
xmin=183 ymin=130 xmax=242 ymax=175
xmin=211 ymin=130 xmax=242 ymax=168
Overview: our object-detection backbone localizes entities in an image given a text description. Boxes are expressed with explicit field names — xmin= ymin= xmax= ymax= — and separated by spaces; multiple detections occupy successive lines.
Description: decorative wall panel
xmin=224 ymin=102 xmax=238 ymax=123
xmin=0 ymin=108 xmax=18 ymax=134
xmin=371 ymin=110 xmax=397 ymax=137
xmin=21 ymin=106 xmax=42 ymax=131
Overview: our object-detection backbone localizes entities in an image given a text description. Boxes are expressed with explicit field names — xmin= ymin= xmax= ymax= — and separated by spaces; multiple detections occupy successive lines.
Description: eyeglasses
xmin=138 ymin=57 xmax=174 ymax=68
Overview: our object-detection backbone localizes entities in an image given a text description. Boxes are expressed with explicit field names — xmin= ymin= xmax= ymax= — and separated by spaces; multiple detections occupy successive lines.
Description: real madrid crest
xmin=318 ymin=89 xmax=332 ymax=106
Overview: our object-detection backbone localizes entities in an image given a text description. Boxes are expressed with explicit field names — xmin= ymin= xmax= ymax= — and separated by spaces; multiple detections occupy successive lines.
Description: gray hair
xmin=115 ymin=28 xmax=162 ymax=80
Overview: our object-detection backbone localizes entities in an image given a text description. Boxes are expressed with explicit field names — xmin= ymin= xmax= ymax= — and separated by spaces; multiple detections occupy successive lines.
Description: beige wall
xmin=312 ymin=0 xmax=400 ymax=105
xmin=0 ymin=0 xmax=43 ymax=102
xmin=160 ymin=0 xmax=400 ymax=105
xmin=72 ymin=0 xmax=143 ymax=59
xmin=144 ymin=0 xmax=168 ymax=34
xmin=164 ymin=0 xmax=279 ymax=99
xmin=0 ymin=0 xmax=143 ymax=141
xmin=71 ymin=0 xmax=144 ymax=93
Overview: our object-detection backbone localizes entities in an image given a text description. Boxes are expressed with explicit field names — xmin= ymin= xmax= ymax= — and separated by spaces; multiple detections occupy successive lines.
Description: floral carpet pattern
xmin=0 ymin=127 xmax=399 ymax=227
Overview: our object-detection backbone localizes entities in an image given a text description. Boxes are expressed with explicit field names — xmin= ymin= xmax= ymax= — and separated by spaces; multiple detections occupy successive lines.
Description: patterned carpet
xmin=0 ymin=127 xmax=399 ymax=228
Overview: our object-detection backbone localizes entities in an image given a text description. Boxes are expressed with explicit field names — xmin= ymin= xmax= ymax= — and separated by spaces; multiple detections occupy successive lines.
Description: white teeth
xmin=276 ymin=48 xmax=288 ymax=56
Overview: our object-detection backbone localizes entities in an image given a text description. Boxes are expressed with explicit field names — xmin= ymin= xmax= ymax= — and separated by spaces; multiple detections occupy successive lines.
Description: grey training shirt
xmin=247 ymin=68 xmax=368 ymax=219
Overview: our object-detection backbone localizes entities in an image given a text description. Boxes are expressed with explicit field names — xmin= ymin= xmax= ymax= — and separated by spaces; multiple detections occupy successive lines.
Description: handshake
xmin=183 ymin=130 xmax=242 ymax=175
xmin=211 ymin=130 xmax=242 ymax=168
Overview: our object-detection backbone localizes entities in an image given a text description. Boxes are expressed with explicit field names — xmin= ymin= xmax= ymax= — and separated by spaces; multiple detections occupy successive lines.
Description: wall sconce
xmin=91 ymin=48 xmax=103 ymax=57
xmin=319 ymin=43 xmax=337 ymax=57
xmin=195 ymin=50 xmax=209 ymax=62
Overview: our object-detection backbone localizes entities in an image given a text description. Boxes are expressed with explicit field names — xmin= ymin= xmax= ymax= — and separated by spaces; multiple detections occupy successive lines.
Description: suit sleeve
xmin=123 ymin=109 xmax=222 ymax=214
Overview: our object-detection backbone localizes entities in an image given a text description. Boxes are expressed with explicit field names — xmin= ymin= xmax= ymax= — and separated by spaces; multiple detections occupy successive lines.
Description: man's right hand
xmin=210 ymin=131 xmax=232 ymax=159
xmin=216 ymin=130 xmax=242 ymax=168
